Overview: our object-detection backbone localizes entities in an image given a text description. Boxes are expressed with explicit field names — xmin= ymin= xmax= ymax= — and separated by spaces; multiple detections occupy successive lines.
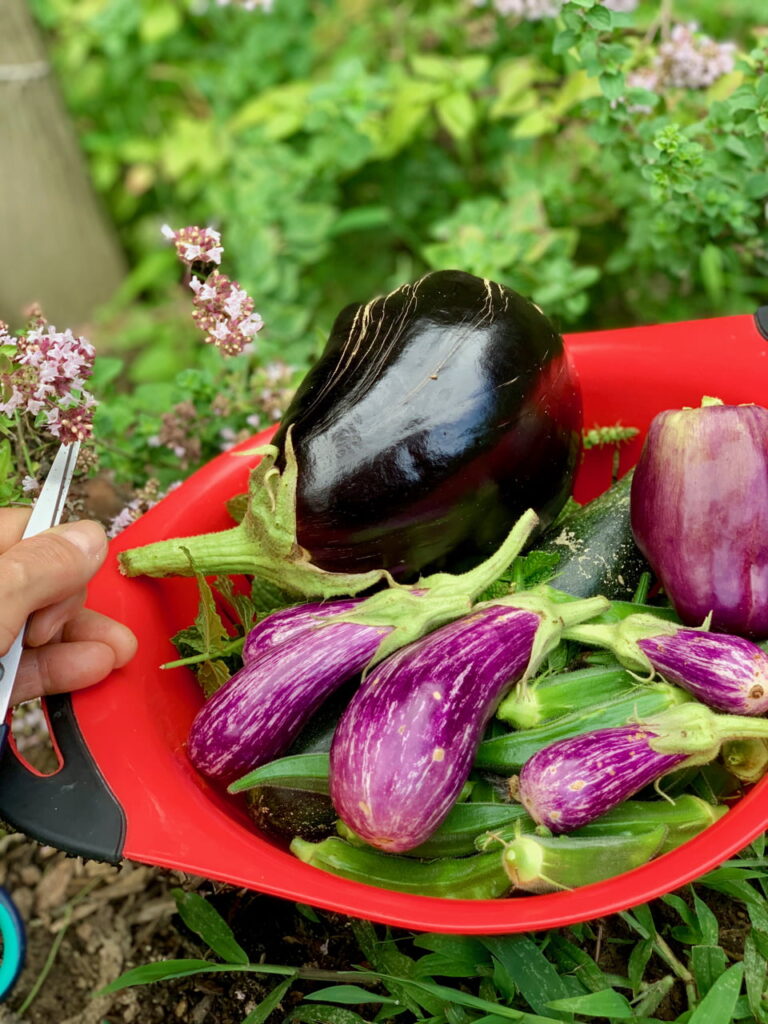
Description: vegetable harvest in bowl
xmin=115 ymin=279 xmax=768 ymax=909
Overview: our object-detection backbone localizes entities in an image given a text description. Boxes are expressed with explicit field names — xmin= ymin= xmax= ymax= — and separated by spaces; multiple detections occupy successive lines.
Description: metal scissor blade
xmin=21 ymin=442 xmax=81 ymax=539
xmin=0 ymin=442 xmax=81 ymax=719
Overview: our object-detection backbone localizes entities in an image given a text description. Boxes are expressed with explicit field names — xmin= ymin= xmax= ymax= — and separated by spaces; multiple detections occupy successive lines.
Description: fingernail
xmin=54 ymin=521 xmax=107 ymax=559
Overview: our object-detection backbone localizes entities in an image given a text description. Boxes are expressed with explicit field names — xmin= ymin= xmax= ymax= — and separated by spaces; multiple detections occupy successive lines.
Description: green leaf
xmin=598 ymin=72 xmax=624 ymax=102
xmin=691 ymin=946 xmax=728 ymax=998
xmin=172 ymin=890 xmax=249 ymax=965
xmin=744 ymin=932 xmax=768 ymax=1024
xmin=229 ymin=753 xmax=330 ymax=794
xmin=305 ymin=985 xmax=399 ymax=1005
xmin=546 ymin=990 xmax=633 ymax=1018
xmin=512 ymin=108 xmax=558 ymax=138
xmin=97 ymin=959 xmax=291 ymax=995
xmin=553 ymin=30 xmax=578 ymax=55
xmin=287 ymin=1009 xmax=370 ymax=1024
xmin=242 ymin=976 xmax=297 ymax=1023
xmin=482 ymin=936 xmax=574 ymax=1021
xmin=139 ymin=1 xmax=181 ymax=43
xmin=585 ymin=5 xmax=612 ymax=30
xmin=699 ymin=244 xmax=725 ymax=304
xmin=435 ymin=91 xmax=477 ymax=141
xmin=687 ymin=963 xmax=744 ymax=1024
xmin=0 ymin=439 xmax=12 ymax=489
xmin=627 ymin=937 xmax=653 ymax=995
xmin=392 ymin=975 xmax=562 ymax=1021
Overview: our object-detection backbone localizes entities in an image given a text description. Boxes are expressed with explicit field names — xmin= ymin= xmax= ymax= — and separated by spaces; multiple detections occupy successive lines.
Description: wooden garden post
xmin=0 ymin=0 xmax=126 ymax=329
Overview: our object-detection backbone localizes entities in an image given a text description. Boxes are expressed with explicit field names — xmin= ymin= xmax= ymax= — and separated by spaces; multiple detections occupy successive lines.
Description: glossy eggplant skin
xmin=273 ymin=270 xmax=582 ymax=578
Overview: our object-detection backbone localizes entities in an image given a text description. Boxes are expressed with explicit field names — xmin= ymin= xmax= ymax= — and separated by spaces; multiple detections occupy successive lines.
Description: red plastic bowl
xmin=4 ymin=312 xmax=768 ymax=933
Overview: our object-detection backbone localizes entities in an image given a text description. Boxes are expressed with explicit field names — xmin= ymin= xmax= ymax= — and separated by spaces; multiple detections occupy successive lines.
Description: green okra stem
xmin=501 ymin=826 xmax=668 ymax=894
xmin=290 ymin=837 xmax=511 ymax=900
xmin=721 ymin=738 xmax=768 ymax=783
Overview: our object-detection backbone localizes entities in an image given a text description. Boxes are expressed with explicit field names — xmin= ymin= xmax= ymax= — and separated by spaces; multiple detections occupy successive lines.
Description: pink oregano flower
xmin=0 ymin=324 xmax=97 ymax=443
xmin=163 ymin=224 xmax=264 ymax=357
xmin=161 ymin=224 xmax=223 ymax=266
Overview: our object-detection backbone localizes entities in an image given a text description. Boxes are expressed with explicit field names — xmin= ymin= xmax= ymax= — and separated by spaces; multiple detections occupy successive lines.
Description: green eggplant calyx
xmin=641 ymin=701 xmax=768 ymax=760
xmin=478 ymin=588 xmax=610 ymax=685
xmin=119 ymin=425 xmax=397 ymax=599
xmin=562 ymin=612 xmax=685 ymax=677
xmin=326 ymin=509 xmax=541 ymax=667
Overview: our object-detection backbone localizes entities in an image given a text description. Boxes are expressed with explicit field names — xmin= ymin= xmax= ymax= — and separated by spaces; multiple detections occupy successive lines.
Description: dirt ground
xmin=0 ymin=833 xmax=368 ymax=1024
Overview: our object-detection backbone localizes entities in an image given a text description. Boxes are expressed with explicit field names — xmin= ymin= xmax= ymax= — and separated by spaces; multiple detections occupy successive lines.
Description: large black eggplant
xmin=120 ymin=271 xmax=582 ymax=597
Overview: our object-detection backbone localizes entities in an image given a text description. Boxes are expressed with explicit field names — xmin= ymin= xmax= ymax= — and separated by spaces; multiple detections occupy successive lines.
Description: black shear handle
xmin=0 ymin=695 xmax=126 ymax=864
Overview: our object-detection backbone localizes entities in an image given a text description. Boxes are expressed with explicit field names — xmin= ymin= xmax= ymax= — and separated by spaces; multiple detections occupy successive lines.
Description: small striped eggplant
xmin=241 ymin=599 xmax=360 ymax=664
xmin=189 ymin=511 xmax=540 ymax=783
xmin=630 ymin=398 xmax=768 ymax=638
xmin=330 ymin=589 xmax=608 ymax=853
xmin=564 ymin=613 xmax=768 ymax=715
xmin=519 ymin=703 xmax=768 ymax=833
xmin=188 ymin=613 xmax=388 ymax=783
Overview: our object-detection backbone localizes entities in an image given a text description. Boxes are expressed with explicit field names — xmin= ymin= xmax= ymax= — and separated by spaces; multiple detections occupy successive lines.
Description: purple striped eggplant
xmin=188 ymin=613 xmax=390 ymax=783
xmin=519 ymin=703 xmax=768 ymax=833
xmin=630 ymin=398 xmax=768 ymax=638
xmin=189 ymin=510 xmax=543 ymax=783
xmin=564 ymin=613 xmax=768 ymax=715
xmin=330 ymin=589 xmax=608 ymax=852
xmin=242 ymin=599 xmax=360 ymax=664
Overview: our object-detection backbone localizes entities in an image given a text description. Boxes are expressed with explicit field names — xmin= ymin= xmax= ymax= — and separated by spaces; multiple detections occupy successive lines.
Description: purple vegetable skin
xmin=242 ymin=599 xmax=361 ymax=663
xmin=520 ymin=703 xmax=768 ymax=832
xmin=190 ymin=510 xmax=547 ymax=785
xmin=638 ymin=629 xmax=768 ymax=715
xmin=189 ymin=613 xmax=389 ymax=783
xmin=330 ymin=590 xmax=607 ymax=852
xmin=565 ymin=613 xmax=768 ymax=715
xmin=519 ymin=725 xmax=688 ymax=833
xmin=631 ymin=400 xmax=768 ymax=638
xmin=331 ymin=605 xmax=540 ymax=852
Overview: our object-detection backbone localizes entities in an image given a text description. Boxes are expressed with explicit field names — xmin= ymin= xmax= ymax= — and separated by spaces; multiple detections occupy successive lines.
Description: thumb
xmin=0 ymin=520 xmax=107 ymax=655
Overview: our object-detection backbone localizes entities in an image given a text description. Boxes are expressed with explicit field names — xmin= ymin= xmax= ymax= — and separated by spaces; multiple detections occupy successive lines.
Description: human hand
xmin=0 ymin=509 xmax=138 ymax=706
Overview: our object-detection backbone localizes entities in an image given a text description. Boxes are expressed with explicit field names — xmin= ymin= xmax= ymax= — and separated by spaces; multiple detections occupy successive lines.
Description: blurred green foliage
xmin=29 ymin=0 xmax=768 ymax=377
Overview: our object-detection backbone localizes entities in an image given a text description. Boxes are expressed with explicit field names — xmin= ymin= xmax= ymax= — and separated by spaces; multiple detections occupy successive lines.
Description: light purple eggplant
xmin=630 ymin=399 xmax=768 ymax=638
xmin=519 ymin=703 xmax=768 ymax=833
xmin=564 ymin=613 xmax=768 ymax=715
xmin=189 ymin=613 xmax=390 ymax=783
xmin=330 ymin=590 xmax=608 ymax=852
xmin=189 ymin=509 xmax=550 ymax=784
xmin=242 ymin=599 xmax=361 ymax=664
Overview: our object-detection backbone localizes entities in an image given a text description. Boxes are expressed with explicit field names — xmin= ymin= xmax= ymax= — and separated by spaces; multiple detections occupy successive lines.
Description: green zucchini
xmin=533 ymin=469 xmax=652 ymax=600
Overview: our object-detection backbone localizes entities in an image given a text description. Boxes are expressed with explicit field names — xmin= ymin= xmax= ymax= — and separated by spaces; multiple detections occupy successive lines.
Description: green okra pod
xmin=499 ymin=826 xmax=668 ymax=894
xmin=476 ymin=796 xmax=725 ymax=856
xmin=290 ymin=837 xmax=511 ymax=900
xmin=496 ymin=664 xmax=638 ymax=730
xmin=337 ymin=801 xmax=534 ymax=859
xmin=572 ymin=795 xmax=727 ymax=853
xmin=475 ymin=681 xmax=693 ymax=774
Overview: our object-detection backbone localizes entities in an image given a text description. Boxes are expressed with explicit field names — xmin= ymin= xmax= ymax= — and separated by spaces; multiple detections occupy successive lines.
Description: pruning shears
xmin=0 ymin=442 xmax=80 ymax=1001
